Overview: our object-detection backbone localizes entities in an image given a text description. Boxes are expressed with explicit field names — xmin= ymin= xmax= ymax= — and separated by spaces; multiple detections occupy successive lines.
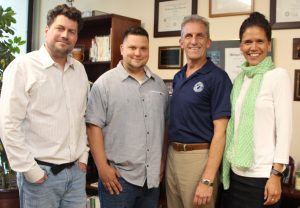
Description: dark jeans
xmin=223 ymin=170 xmax=281 ymax=208
xmin=98 ymin=177 xmax=160 ymax=208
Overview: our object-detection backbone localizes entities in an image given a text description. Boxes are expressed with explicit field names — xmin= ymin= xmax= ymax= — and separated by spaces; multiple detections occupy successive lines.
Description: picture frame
xmin=209 ymin=0 xmax=254 ymax=17
xmin=293 ymin=38 xmax=300 ymax=60
xmin=154 ymin=0 xmax=197 ymax=37
xmin=163 ymin=79 xmax=173 ymax=95
xmin=207 ymin=40 xmax=273 ymax=82
xmin=158 ymin=46 xmax=183 ymax=69
xmin=294 ymin=70 xmax=300 ymax=101
xmin=270 ymin=0 xmax=300 ymax=30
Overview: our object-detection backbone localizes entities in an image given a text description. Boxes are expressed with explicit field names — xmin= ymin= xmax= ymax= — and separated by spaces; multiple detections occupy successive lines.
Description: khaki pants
xmin=165 ymin=146 xmax=218 ymax=208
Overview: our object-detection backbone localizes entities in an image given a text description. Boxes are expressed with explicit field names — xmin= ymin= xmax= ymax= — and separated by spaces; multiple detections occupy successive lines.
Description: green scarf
xmin=221 ymin=56 xmax=274 ymax=190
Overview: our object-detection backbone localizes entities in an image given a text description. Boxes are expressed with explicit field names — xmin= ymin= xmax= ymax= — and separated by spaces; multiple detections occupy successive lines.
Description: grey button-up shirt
xmin=86 ymin=61 xmax=169 ymax=188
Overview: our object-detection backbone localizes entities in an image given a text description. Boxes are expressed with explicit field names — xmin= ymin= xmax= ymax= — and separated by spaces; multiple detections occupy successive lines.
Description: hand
xmin=78 ymin=162 xmax=87 ymax=172
xmin=263 ymin=175 xmax=282 ymax=205
xmin=193 ymin=182 xmax=213 ymax=207
xmin=34 ymin=173 xmax=48 ymax=184
xmin=99 ymin=164 xmax=123 ymax=195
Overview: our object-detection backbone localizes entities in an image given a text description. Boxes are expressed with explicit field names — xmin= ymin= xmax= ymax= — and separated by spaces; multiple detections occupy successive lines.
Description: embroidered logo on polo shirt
xmin=193 ymin=81 xmax=204 ymax=92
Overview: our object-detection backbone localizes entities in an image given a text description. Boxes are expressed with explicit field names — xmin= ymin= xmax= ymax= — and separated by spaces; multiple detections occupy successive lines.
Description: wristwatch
xmin=271 ymin=167 xmax=284 ymax=177
xmin=199 ymin=178 xmax=213 ymax=187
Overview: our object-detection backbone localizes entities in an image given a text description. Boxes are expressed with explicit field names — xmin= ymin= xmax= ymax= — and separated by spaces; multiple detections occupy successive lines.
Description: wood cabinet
xmin=281 ymin=186 xmax=300 ymax=208
xmin=0 ymin=188 xmax=19 ymax=208
xmin=77 ymin=14 xmax=141 ymax=82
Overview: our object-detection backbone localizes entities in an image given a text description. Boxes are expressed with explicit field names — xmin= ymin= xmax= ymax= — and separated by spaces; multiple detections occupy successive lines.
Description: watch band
xmin=199 ymin=178 xmax=213 ymax=187
xmin=271 ymin=167 xmax=284 ymax=177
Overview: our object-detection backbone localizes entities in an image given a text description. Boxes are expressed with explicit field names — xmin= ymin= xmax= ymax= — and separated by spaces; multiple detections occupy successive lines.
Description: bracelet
xmin=271 ymin=167 xmax=284 ymax=177
xmin=199 ymin=178 xmax=213 ymax=187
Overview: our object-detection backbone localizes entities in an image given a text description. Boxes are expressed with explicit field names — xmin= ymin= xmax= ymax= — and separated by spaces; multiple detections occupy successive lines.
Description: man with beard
xmin=0 ymin=4 xmax=89 ymax=207
xmin=86 ymin=26 xmax=169 ymax=208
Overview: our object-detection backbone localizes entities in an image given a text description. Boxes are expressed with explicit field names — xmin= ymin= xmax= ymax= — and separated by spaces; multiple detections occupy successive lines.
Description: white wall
xmin=31 ymin=0 xmax=300 ymax=168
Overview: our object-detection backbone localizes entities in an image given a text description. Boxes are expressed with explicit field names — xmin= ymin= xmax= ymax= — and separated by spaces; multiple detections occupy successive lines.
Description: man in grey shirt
xmin=86 ymin=26 xmax=169 ymax=208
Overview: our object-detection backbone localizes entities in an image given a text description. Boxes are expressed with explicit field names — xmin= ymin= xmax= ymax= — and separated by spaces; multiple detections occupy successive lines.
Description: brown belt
xmin=172 ymin=142 xmax=210 ymax=151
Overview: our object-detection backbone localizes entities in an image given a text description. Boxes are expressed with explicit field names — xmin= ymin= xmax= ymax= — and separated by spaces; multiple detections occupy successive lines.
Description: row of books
xmin=86 ymin=195 xmax=100 ymax=208
xmin=89 ymin=35 xmax=111 ymax=62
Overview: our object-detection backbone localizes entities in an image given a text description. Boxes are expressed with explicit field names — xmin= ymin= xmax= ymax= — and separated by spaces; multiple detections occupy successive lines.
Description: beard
xmin=128 ymin=61 xmax=146 ymax=70
xmin=53 ymin=46 xmax=72 ymax=57
xmin=46 ymin=39 xmax=74 ymax=59
xmin=128 ymin=57 xmax=148 ymax=69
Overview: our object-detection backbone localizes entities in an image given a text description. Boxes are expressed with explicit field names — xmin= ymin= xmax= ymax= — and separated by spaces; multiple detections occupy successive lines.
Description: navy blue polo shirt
xmin=169 ymin=58 xmax=232 ymax=144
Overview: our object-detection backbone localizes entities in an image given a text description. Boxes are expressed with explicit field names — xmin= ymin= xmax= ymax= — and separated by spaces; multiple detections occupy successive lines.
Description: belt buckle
xmin=183 ymin=144 xmax=187 ymax=151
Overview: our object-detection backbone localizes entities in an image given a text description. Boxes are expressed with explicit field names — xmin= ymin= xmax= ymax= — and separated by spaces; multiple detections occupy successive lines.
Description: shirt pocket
xmin=147 ymin=91 xmax=166 ymax=119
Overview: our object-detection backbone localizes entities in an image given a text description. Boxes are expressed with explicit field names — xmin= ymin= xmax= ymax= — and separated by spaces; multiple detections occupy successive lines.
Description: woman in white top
xmin=221 ymin=12 xmax=292 ymax=208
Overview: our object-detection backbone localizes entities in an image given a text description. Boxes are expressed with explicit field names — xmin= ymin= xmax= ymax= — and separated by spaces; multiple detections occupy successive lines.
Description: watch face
xmin=203 ymin=180 xmax=210 ymax=185
xmin=201 ymin=179 xmax=213 ymax=186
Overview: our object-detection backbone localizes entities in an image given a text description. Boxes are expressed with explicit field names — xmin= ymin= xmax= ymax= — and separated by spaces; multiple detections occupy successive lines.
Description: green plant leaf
xmin=0 ymin=5 xmax=25 ymax=71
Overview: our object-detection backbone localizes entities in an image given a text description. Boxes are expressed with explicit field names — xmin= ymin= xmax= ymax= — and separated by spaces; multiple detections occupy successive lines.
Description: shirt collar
xmin=117 ymin=61 xmax=155 ymax=81
xmin=181 ymin=57 xmax=214 ymax=77
xmin=39 ymin=45 xmax=75 ymax=70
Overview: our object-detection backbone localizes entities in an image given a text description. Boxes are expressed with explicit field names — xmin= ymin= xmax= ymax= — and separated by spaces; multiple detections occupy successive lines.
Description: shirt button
xmin=147 ymin=149 xmax=149 ymax=152
xmin=146 ymin=165 xmax=149 ymax=167
xmin=145 ymin=115 xmax=147 ymax=117
xmin=147 ymin=132 xmax=149 ymax=134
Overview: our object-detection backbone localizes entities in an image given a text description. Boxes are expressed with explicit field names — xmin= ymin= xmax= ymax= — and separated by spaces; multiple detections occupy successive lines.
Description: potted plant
xmin=0 ymin=5 xmax=25 ymax=190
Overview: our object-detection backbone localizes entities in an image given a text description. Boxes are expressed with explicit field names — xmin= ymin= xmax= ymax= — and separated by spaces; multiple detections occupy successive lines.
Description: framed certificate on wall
xmin=154 ymin=0 xmax=197 ymax=37
xmin=270 ymin=0 xmax=300 ymax=29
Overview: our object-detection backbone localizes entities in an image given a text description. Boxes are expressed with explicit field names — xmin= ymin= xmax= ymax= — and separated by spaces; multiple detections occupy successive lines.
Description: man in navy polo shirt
xmin=165 ymin=15 xmax=232 ymax=208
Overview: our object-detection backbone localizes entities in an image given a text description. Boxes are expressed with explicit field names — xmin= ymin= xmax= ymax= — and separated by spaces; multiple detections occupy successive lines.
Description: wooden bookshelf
xmin=77 ymin=14 xmax=141 ymax=82
xmin=0 ymin=188 xmax=19 ymax=208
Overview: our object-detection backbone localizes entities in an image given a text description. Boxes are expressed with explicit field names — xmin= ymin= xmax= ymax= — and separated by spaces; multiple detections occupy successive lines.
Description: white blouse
xmin=232 ymin=67 xmax=292 ymax=178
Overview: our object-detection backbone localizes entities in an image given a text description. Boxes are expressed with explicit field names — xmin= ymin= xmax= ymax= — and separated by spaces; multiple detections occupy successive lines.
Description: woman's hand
xmin=264 ymin=175 xmax=282 ymax=205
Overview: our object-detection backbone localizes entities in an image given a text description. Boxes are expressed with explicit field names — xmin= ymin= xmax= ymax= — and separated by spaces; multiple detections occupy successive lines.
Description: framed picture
xmin=158 ymin=46 xmax=183 ymax=69
xmin=207 ymin=40 xmax=273 ymax=82
xmin=209 ymin=0 xmax=254 ymax=17
xmin=294 ymin=69 xmax=300 ymax=101
xmin=293 ymin=38 xmax=300 ymax=60
xmin=154 ymin=0 xmax=197 ymax=37
xmin=163 ymin=79 xmax=173 ymax=95
xmin=270 ymin=0 xmax=300 ymax=30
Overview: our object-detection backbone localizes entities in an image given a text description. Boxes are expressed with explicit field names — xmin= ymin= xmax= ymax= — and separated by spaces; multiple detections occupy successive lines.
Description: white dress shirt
xmin=232 ymin=67 xmax=292 ymax=178
xmin=0 ymin=45 xmax=89 ymax=183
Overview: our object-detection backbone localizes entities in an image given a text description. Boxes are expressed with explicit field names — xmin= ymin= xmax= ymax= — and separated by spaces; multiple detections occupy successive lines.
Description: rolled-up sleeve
xmin=86 ymin=79 xmax=108 ymax=128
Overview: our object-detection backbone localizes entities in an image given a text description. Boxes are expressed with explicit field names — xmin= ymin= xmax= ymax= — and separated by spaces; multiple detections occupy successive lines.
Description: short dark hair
xmin=239 ymin=12 xmax=271 ymax=42
xmin=122 ymin=26 xmax=149 ymax=42
xmin=47 ymin=4 xmax=83 ymax=32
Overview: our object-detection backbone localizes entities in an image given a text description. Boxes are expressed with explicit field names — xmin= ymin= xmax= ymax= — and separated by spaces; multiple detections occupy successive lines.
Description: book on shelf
xmin=89 ymin=35 xmax=111 ymax=62
xmin=90 ymin=181 xmax=98 ymax=188
xmin=87 ymin=195 xmax=100 ymax=208
xmin=82 ymin=10 xmax=107 ymax=18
